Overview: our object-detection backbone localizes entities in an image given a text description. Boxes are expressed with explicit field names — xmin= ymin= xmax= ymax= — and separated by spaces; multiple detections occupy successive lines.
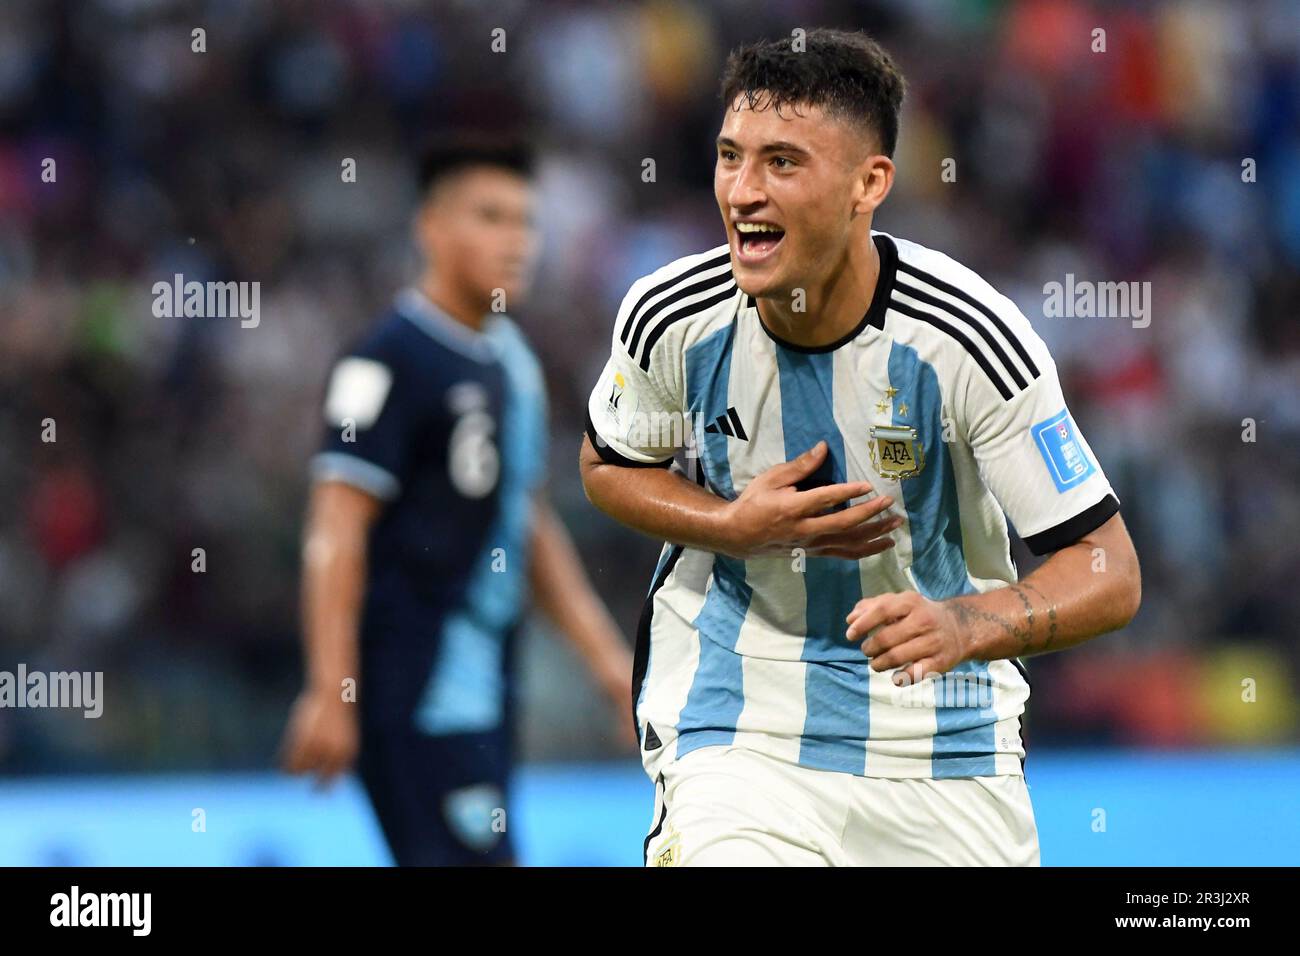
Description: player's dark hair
xmin=417 ymin=134 xmax=535 ymax=198
xmin=719 ymin=29 xmax=906 ymax=157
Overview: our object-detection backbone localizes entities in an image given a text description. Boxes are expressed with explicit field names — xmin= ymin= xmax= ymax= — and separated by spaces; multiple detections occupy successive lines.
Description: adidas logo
xmin=703 ymin=406 xmax=748 ymax=440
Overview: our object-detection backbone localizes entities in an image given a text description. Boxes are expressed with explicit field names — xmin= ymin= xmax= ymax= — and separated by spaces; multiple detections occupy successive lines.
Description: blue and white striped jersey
xmin=586 ymin=231 xmax=1119 ymax=781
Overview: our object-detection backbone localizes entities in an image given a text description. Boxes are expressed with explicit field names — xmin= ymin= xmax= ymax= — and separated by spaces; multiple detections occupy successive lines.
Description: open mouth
xmin=734 ymin=221 xmax=786 ymax=262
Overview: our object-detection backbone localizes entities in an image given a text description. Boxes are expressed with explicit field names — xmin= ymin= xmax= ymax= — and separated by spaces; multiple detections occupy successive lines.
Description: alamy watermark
xmin=0 ymin=664 xmax=103 ymax=718
xmin=1043 ymin=274 xmax=1150 ymax=328
xmin=50 ymin=886 xmax=150 ymax=936
xmin=593 ymin=410 xmax=706 ymax=458
xmin=892 ymin=669 xmax=994 ymax=710
xmin=151 ymin=273 xmax=260 ymax=327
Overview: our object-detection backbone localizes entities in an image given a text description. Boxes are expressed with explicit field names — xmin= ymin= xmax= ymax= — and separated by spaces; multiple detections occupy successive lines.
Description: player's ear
xmin=852 ymin=154 xmax=894 ymax=217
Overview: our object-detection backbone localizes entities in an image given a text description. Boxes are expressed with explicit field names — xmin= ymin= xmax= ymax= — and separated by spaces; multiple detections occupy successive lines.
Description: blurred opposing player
xmin=282 ymin=137 xmax=633 ymax=866
xmin=580 ymin=30 xmax=1141 ymax=866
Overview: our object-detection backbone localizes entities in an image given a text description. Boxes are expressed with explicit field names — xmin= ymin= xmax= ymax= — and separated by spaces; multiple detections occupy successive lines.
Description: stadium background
xmin=1 ymin=0 xmax=1297 ymax=864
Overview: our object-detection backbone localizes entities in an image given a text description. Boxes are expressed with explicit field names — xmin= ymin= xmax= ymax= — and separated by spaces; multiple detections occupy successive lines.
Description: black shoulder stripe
xmin=889 ymin=297 xmax=1015 ymax=401
xmin=894 ymin=278 xmax=1029 ymax=391
xmin=627 ymin=267 xmax=733 ymax=359
xmin=896 ymin=260 xmax=1040 ymax=379
xmin=619 ymin=251 xmax=731 ymax=347
xmin=638 ymin=283 xmax=737 ymax=371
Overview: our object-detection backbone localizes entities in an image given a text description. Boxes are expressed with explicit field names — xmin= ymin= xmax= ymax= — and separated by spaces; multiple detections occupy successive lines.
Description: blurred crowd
xmin=1 ymin=0 xmax=1297 ymax=773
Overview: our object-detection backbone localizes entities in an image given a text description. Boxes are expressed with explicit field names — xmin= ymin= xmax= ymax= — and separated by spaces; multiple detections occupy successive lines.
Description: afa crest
xmin=869 ymin=424 xmax=925 ymax=480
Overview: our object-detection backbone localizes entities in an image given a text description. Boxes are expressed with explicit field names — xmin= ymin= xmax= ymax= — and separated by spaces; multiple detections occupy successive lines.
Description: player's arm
xmin=579 ymin=433 xmax=741 ymax=553
xmin=528 ymin=494 xmax=633 ymax=715
xmin=957 ymin=510 xmax=1138 ymax=658
xmin=580 ymin=435 xmax=901 ymax=560
xmin=846 ymin=511 xmax=1139 ymax=683
xmin=280 ymin=480 xmax=381 ymax=782
xmin=282 ymin=347 xmax=407 ymax=783
xmin=846 ymin=293 xmax=1139 ymax=683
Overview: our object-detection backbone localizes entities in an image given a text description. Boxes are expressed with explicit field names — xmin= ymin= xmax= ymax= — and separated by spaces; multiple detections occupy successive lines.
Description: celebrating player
xmin=282 ymin=136 xmax=633 ymax=866
xmin=580 ymin=30 xmax=1140 ymax=866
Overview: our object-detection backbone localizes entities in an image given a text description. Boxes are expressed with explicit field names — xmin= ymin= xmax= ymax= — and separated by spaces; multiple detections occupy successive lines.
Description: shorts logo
xmin=1032 ymin=409 xmax=1095 ymax=492
xmin=653 ymin=830 xmax=681 ymax=867
xmin=869 ymin=424 xmax=925 ymax=480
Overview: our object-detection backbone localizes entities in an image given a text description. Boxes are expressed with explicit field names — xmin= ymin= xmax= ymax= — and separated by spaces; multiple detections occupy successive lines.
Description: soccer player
xmin=580 ymin=30 xmax=1141 ymax=866
xmin=281 ymin=137 xmax=633 ymax=866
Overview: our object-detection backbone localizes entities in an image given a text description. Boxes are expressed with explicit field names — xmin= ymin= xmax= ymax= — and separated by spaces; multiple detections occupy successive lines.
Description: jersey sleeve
xmin=963 ymin=320 xmax=1119 ymax=556
xmin=584 ymin=278 xmax=686 ymax=468
xmin=310 ymin=343 xmax=415 ymax=501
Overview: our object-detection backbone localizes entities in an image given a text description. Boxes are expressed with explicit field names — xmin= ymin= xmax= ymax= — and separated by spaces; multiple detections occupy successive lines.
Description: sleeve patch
xmin=606 ymin=371 xmax=632 ymax=427
xmin=1031 ymin=409 xmax=1096 ymax=492
xmin=323 ymin=358 xmax=393 ymax=429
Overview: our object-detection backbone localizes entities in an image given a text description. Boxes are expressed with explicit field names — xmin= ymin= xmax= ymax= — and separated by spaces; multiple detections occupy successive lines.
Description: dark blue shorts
xmin=357 ymin=723 xmax=514 ymax=866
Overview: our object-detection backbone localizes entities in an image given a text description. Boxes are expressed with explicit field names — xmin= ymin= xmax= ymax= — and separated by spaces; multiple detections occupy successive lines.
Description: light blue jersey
xmin=587 ymin=232 xmax=1118 ymax=780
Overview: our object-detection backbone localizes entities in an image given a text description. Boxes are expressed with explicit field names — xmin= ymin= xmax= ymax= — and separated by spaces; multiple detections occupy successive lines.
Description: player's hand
xmin=720 ymin=440 xmax=900 ymax=559
xmin=279 ymin=685 xmax=360 ymax=787
xmin=844 ymin=591 xmax=972 ymax=684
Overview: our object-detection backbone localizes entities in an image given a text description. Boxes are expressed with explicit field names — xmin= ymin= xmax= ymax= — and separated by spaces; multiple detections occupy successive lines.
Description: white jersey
xmin=586 ymin=231 xmax=1119 ymax=781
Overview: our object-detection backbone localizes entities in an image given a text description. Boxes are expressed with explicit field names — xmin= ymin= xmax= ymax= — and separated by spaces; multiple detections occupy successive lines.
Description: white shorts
xmin=643 ymin=745 xmax=1040 ymax=867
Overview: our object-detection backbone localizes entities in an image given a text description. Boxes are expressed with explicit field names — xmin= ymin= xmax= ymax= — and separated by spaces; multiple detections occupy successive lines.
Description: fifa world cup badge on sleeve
xmin=606 ymin=371 xmax=625 ymax=418
xmin=1032 ymin=409 xmax=1096 ymax=492
xmin=869 ymin=424 xmax=925 ymax=480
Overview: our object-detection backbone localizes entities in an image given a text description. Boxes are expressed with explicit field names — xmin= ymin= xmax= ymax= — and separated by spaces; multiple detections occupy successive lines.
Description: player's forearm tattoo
xmin=1019 ymin=582 xmax=1059 ymax=650
xmin=952 ymin=581 xmax=1060 ymax=656
xmin=1008 ymin=585 xmax=1036 ymax=651
xmin=950 ymin=600 xmax=1029 ymax=651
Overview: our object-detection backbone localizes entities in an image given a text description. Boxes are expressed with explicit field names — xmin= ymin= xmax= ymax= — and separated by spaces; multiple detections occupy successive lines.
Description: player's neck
xmin=416 ymin=272 xmax=490 ymax=333
xmin=756 ymin=232 xmax=880 ymax=348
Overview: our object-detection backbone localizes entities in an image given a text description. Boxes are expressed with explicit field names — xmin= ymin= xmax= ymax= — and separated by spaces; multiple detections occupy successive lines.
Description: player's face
xmin=418 ymin=167 xmax=538 ymax=306
xmin=715 ymin=98 xmax=871 ymax=299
